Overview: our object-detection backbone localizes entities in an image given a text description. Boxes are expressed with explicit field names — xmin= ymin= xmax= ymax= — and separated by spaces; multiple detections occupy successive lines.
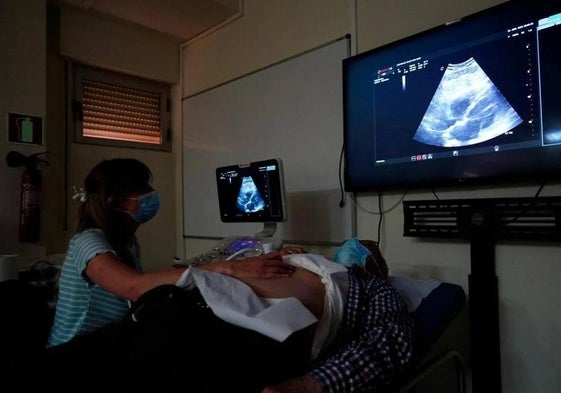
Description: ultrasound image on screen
xmin=370 ymin=23 xmax=538 ymax=164
xmin=413 ymin=57 xmax=522 ymax=147
xmin=216 ymin=159 xmax=285 ymax=223
xmin=236 ymin=176 xmax=266 ymax=213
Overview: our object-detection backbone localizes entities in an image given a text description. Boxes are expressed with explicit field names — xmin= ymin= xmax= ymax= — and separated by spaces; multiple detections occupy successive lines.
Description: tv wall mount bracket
xmin=403 ymin=196 xmax=561 ymax=393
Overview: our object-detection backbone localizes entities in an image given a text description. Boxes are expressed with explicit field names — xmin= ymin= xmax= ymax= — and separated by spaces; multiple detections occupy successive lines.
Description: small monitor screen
xmin=216 ymin=158 xmax=287 ymax=223
xmin=343 ymin=0 xmax=561 ymax=191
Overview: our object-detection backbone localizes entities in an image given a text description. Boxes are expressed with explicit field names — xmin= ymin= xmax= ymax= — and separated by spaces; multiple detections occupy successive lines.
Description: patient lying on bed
xmin=33 ymin=241 xmax=413 ymax=393
xmin=171 ymin=240 xmax=414 ymax=393
xmin=178 ymin=249 xmax=349 ymax=364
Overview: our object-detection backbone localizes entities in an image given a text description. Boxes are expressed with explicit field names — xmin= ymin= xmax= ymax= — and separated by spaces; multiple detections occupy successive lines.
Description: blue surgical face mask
xmin=126 ymin=190 xmax=160 ymax=224
xmin=333 ymin=237 xmax=372 ymax=267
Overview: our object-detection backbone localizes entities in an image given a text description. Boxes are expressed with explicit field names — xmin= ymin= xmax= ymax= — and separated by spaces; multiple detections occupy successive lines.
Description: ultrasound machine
xmin=181 ymin=158 xmax=287 ymax=266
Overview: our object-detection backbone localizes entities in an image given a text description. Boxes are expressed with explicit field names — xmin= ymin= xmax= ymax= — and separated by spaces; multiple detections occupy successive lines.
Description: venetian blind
xmin=82 ymin=79 xmax=161 ymax=144
xmin=73 ymin=64 xmax=170 ymax=151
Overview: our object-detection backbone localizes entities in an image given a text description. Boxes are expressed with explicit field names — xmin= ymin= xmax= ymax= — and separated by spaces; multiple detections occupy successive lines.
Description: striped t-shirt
xmin=47 ymin=228 xmax=141 ymax=347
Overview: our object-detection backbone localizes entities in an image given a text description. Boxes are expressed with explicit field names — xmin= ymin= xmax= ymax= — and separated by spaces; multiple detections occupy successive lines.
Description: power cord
xmin=338 ymin=143 xmax=346 ymax=208
xmin=377 ymin=190 xmax=383 ymax=245
xmin=350 ymin=191 xmax=407 ymax=215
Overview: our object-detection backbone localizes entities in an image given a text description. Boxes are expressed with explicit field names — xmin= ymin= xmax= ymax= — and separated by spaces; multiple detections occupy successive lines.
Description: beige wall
xmin=181 ymin=1 xmax=561 ymax=393
xmin=0 ymin=1 xmax=183 ymax=272
xmin=357 ymin=0 xmax=507 ymax=51
xmin=60 ymin=5 xmax=181 ymax=84
xmin=182 ymin=0 xmax=350 ymax=97
xmin=0 ymin=0 xmax=48 ymax=261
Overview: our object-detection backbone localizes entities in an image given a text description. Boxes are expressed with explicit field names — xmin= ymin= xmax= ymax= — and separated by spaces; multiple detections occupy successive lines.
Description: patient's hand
xmin=201 ymin=252 xmax=295 ymax=279
xmin=280 ymin=246 xmax=308 ymax=256
xmin=261 ymin=375 xmax=323 ymax=393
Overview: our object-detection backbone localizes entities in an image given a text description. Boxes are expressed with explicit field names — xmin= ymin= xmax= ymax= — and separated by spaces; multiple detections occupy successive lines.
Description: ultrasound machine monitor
xmin=215 ymin=158 xmax=287 ymax=224
xmin=182 ymin=159 xmax=287 ymax=266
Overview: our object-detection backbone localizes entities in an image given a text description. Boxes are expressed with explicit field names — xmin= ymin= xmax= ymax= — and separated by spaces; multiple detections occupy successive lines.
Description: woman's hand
xmin=202 ymin=251 xmax=296 ymax=279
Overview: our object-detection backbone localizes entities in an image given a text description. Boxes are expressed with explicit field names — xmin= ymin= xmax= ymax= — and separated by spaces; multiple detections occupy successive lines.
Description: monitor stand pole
xmin=255 ymin=222 xmax=277 ymax=238
xmin=402 ymin=196 xmax=561 ymax=393
xmin=469 ymin=231 xmax=501 ymax=393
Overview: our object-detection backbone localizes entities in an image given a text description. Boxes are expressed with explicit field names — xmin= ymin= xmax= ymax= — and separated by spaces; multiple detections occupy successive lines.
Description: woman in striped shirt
xmin=47 ymin=158 xmax=295 ymax=347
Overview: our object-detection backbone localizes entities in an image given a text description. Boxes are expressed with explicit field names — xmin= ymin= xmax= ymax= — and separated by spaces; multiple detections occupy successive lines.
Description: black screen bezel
xmin=343 ymin=0 xmax=561 ymax=192
xmin=215 ymin=158 xmax=287 ymax=223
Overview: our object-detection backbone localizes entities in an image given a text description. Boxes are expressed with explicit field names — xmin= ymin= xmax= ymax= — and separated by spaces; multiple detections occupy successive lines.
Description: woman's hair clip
xmin=72 ymin=186 xmax=87 ymax=202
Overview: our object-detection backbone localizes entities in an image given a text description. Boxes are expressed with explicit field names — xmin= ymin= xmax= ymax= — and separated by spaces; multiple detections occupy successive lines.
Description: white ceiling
xmin=58 ymin=0 xmax=241 ymax=41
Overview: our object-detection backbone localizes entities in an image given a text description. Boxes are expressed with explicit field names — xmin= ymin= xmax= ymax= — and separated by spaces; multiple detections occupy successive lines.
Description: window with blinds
xmin=72 ymin=64 xmax=171 ymax=151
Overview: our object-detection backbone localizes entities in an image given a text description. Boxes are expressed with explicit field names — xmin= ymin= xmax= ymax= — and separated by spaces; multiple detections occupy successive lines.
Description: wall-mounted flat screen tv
xmin=344 ymin=0 xmax=561 ymax=192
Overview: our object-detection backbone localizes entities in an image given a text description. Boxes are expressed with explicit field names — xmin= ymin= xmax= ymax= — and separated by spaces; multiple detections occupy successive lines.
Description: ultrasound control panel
xmin=180 ymin=236 xmax=275 ymax=266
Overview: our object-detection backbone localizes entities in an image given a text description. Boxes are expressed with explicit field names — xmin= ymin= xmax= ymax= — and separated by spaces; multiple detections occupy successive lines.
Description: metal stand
xmin=255 ymin=222 xmax=277 ymax=238
xmin=403 ymin=196 xmax=561 ymax=393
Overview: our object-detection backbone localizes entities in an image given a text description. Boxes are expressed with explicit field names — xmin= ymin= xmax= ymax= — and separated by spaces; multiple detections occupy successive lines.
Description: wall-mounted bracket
xmin=403 ymin=196 xmax=561 ymax=393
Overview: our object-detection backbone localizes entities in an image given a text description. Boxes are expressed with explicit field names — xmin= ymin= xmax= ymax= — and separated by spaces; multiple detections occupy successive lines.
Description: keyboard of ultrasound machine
xmin=177 ymin=236 xmax=269 ymax=267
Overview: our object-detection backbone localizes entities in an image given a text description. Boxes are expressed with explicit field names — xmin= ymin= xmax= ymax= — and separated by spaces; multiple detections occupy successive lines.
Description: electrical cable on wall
xmin=350 ymin=191 xmax=407 ymax=215
xmin=338 ymin=143 xmax=346 ymax=208
xmin=376 ymin=191 xmax=383 ymax=245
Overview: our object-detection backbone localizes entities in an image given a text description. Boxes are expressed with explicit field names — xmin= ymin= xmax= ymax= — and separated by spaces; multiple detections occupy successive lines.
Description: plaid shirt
xmin=310 ymin=265 xmax=414 ymax=392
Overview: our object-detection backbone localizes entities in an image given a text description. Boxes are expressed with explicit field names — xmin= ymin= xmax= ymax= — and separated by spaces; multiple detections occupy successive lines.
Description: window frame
xmin=72 ymin=64 xmax=171 ymax=151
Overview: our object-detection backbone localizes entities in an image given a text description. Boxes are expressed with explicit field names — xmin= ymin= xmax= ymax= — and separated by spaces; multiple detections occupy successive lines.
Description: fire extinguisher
xmin=6 ymin=151 xmax=49 ymax=242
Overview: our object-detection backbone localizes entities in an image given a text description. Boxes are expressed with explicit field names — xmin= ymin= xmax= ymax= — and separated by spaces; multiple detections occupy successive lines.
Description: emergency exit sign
xmin=7 ymin=112 xmax=43 ymax=145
